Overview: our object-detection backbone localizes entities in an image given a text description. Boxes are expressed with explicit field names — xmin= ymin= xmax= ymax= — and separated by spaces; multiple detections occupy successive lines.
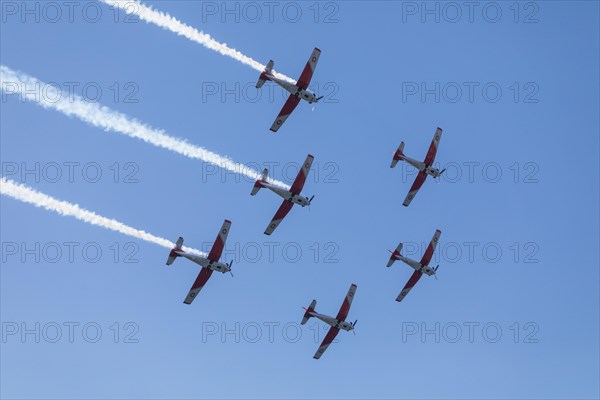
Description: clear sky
xmin=1 ymin=1 xmax=599 ymax=399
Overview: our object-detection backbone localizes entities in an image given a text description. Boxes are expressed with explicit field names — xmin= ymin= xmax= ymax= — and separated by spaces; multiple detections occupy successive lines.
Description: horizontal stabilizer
xmin=256 ymin=60 xmax=274 ymax=88
xmin=301 ymin=300 xmax=317 ymax=325
xmin=387 ymin=243 xmax=403 ymax=267
xmin=166 ymin=236 xmax=184 ymax=265
xmin=265 ymin=60 xmax=274 ymax=72
xmin=251 ymin=169 xmax=269 ymax=195
xmin=391 ymin=142 xmax=405 ymax=168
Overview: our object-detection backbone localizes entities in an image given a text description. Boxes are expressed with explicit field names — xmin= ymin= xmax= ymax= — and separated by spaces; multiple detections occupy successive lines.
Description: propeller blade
xmin=309 ymin=195 xmax=315 ymax=203
xmin=440 ymin=168 xmax=446 ymax=175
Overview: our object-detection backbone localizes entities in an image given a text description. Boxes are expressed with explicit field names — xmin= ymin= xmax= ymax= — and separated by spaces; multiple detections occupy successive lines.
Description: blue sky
xmin=1 ymin=1 xmax=599 ymax=399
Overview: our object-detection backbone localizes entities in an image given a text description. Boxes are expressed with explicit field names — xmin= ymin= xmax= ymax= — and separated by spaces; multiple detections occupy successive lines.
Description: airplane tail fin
xmin=251 ymin=169 xmax=268 ymax=195
xmin=166 ymin=237 xmax=184 ymax=265
xmin=256 ymin=60 xmax=274 ymax=88
xmin=301 ymin=300 xmax=317 ymax=325
xmin=390 ymin=142 xmax=405 ymax=168
xmin=387 ymin=243 xmax=403 ymax=267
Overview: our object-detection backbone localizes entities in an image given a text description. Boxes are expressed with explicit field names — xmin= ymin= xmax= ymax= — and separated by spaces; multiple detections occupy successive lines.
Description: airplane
xmin=256 ymin=47 xmax=323 ymax=132
xmin=166 ymin=220 xmax=233 ymax=304
xmin=301 ymin=284 xmax=357 ymax=359
xmin=387 ymin=229 xmax=442 ymax=302
xmin=251 ymin=154 xmax=314 ymax=235
xmin=391 ymin=127 xmax=445 ymax=206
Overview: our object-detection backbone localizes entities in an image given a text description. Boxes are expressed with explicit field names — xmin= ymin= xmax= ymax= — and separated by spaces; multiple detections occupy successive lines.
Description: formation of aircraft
xmin=163 ymin=47 xmax=450 ymax=360
xmin=387 ymin=229 xmax=442 ymax=302
xmin=256 ymin=48 xmax=323 ymax=132
xmin=166 ymin=220 xmax=233 ymax=304
xmin=391 ymin=127 xmax=445 ymax=206
xmin=251 ymin=154 xmax=315 ymax=235
xmin=301 ymin=284 xmax=357 ymax=359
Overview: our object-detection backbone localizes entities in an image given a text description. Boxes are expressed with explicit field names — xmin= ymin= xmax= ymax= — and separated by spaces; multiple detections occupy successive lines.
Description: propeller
xmin=307 ymin=195 xmax=315 ymax=211
xmin=435 ymin=168 xmax=447 ymax=184
xmin=228 ymin=260 xmax=234 ymax=277
xmin=434 ymin=264 xmax=439 ymax=280
xmin=316 ymin=95 xmax=324 ymax=102
xmin=352 ymin=319 xmax=358 ymax=335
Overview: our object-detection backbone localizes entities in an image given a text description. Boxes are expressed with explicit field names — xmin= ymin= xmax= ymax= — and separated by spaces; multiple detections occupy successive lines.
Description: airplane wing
xmin=270 ymin=94 xmax=301 ymax=132
xmin=335 ymin=284 xmax=357 ymax=322
xmin=183 ymin=268 xmax=213 ymax=305
xmin=402 ymin=171 xmax=428 ymax=207
xmin=396 ymin=270 xmax=423 ymax=302
xmin=420 ymin=229 xmax=442 ymax=266
xmin=313 ymin=325 xmax=340 ymax=359
xmin=297 ymin=48 xmax=321 ymax=90
xmin=207 ymin=220 xmax=231 ymax=262
xmin=264 ymin=200 xmax=294 ymax=235
xmin=289 ymin=154 xmax=314 ymax=194
xmin=423 ymin=127 xmax=443 ymax=165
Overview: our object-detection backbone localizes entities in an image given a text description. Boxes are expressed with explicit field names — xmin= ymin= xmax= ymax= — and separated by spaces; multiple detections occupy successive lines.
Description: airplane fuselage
xmin=266 ymin=73 xmax=319 ymax=104
xmin=175 ymin=251 xmax=230 ymax=273
xmin=308 ymin=311 xmax=354 ymax=331
xmin=262 ymin=182 xmax=311 ymax=207
xmin=403 ymin=155 xmax=443 ymax=178
xmin=394 ymin=254 xmax=436 ymax=276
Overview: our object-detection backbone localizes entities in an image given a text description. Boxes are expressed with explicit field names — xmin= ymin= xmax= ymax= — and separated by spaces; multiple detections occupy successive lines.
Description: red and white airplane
xmin=387 ymin=229 xmax=442 ymax=302
xmin=166 ymin=220 xmax=233 ymax=304
xmin=301 ymin=284 xmax=357 ymax=359
xmin=391 ymin=127 xmax=445 ymax=206
xmin=256 ymin=48 xmax=323 ymax=132
xmin=251 ymin=154 xmax=314 ymax=235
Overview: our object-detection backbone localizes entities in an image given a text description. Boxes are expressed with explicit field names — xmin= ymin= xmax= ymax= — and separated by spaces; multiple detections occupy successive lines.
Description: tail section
xmin=390 ymin=142 xmax=405 ymax=168
xmin=256 ymin=60 xmax=274 ymax=88
xmin=251 ymin=168 xmax=269 ymax=195
xmin=301 ymin=300 xmax=317 ymax=325
xmin=166 ymin=237 xmax=184 ymax=265
xmin=387 ymin=243 xmax=403 ymax=267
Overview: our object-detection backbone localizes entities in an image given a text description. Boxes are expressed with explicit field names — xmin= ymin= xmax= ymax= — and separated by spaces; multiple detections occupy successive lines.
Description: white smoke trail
xmin=101 ymin=0 xmax=295 ymax=84
xmin=0 ymin=177 xmax=206 ymax=256
xmin=0 ymin=65 xmax=289 ymax=189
